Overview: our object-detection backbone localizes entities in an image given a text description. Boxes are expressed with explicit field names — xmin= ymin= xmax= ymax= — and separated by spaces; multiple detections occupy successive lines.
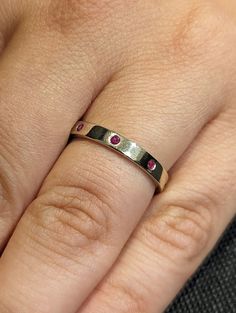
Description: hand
xmin=0 ymin=1 xmax=235 ymax=312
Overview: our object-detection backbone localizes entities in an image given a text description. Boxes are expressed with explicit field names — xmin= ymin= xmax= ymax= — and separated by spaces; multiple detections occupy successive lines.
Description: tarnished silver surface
xmin=71 ymin=121 xmax=168 ymax=192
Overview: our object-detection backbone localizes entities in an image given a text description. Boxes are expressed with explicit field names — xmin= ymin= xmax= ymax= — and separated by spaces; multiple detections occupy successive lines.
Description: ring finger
xmin=78 ymin=107 xmax=236 ymax=313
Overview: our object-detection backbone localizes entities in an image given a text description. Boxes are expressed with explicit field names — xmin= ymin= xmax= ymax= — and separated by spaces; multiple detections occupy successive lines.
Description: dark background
xmin=166 ymin=217 xmax=236 ymax=313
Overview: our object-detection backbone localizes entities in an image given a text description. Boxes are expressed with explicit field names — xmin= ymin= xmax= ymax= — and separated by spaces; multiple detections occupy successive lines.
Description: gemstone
xmin=110 ymin=135 xmax=121 ymax=145
xmin=77 ymin=123 xmax=84 ymax=132
xmin=147 ymin=159 xmax=156 ymax=171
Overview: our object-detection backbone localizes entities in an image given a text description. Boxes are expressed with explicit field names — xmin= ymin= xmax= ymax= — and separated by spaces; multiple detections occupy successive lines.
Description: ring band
xmin=71 ymin=121 xmax=169 ymax=192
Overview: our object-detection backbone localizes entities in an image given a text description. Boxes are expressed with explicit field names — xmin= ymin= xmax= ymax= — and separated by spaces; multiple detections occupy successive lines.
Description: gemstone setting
xmin=77 ymin=123 xmax=84 ymax=132
xmin=147 ymin=159 xmax=156 ymax=171
xmin=110 ymin=134 xmax=121 ymax=145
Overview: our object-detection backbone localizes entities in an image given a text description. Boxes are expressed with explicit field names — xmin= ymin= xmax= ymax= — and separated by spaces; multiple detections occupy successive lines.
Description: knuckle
xmin=44 ymin=0 xmax=118 ymax=34
xmin=142 ymin=202 xmax=212 ymax=262
xmin=102 ymin=280 xmax=148 ymax=313
xmin=167 ymin=2 xmax=234 ymax=63
xmin=26 ymin=184 xmax=112 ymax=256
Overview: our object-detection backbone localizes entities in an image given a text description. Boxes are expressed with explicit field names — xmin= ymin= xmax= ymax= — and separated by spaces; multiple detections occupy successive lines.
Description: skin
xmin=0 ymin=0 xmax=235 ymax=312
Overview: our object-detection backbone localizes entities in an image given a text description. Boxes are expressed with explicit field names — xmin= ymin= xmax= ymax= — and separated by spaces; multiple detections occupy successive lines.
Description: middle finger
xmin=0 ymin=1 xmax=119 ymax=247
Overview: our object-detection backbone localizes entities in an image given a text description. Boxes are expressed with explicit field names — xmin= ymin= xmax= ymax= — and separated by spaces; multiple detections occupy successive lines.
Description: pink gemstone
xmin=110 ymin=135 xmax=121 ymax=145
xmin=147 ymin=159 xmax=156 ymax=171
xmin=77 ymin=123 xmax=84 ymax=132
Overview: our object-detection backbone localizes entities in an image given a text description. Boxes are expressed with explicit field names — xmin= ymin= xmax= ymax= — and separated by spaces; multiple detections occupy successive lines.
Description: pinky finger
xmin=78 ymin=109 xmax=236 ymax=313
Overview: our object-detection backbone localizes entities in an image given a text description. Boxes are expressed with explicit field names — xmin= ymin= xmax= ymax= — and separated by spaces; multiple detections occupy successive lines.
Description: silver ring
xmin=71 ymin=121 xmax=169 ymax=192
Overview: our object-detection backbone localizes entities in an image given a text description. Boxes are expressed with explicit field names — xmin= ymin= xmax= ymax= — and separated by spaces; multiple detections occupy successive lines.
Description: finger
xmin=0 ymin=47 xmax=231 ymax=313
xmin=0 ymin=2 xmax=119 ymax=247
xmin=78 ymin=108 xmax=236 ymax=313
